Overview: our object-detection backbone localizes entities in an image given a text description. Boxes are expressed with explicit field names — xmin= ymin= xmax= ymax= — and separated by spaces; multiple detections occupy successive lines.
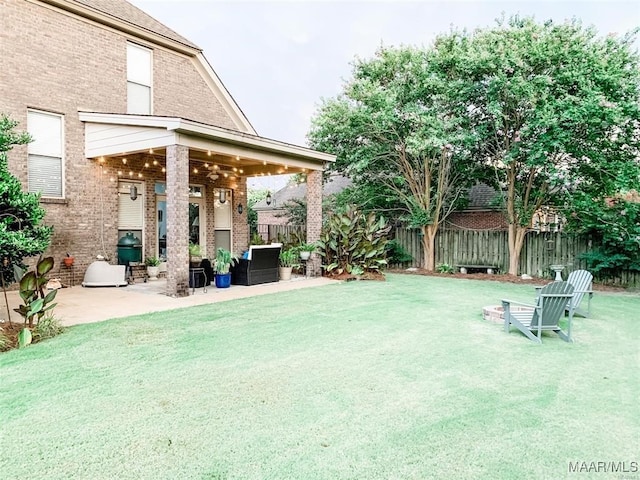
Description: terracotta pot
xmin=63 ymin=257 xmax=74 ymax=267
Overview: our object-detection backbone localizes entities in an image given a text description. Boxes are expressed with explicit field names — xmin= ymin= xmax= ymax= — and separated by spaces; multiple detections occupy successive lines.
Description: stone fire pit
xmin=482 ymin=305 xmax=535 ymax=323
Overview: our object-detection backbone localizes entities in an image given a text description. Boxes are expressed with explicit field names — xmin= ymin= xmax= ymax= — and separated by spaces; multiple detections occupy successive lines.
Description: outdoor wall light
xmin=129 ymin=184 xmax=138 ymax=201
xmin=237 ymin=204 xmax=243 ymax=215
xmin=265 ymin=192 xmax=272 ymax=206
xmin=219 ymin=189 xmax=227 ymax=204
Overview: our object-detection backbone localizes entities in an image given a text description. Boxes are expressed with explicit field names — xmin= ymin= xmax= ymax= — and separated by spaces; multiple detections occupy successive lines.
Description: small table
xmin=189 ymin=267 xmax=207 ymax=294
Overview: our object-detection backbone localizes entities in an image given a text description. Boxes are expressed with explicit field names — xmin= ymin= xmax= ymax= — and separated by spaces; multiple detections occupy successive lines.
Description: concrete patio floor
xmin=0 ymin=275 xmax=337 ymax=327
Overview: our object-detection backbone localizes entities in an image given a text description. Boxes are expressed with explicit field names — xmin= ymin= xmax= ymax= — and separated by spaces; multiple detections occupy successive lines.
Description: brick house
xmin=1 ymin=0 xmax=334 ymax=297
xmin=254 ymin=174 xmax=352 ymax=227
xmin=444 ymin=183 xmax=507 ymax=230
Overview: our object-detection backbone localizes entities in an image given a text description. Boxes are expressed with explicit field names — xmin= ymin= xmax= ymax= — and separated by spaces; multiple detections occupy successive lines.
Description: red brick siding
xmin=445 ymin=211 xmax=507 ymax=230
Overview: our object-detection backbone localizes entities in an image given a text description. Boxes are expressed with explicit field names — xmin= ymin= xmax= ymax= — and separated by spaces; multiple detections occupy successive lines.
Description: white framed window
xmin=27 ymin=110 xmax=64 ymax=198
xmin=127 ymin=42 xmax=152 ymax=114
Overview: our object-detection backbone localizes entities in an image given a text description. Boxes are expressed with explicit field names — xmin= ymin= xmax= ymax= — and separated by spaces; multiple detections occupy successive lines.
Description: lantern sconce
xmin=219 ymin=189 xmax=227 ymax=204
xmin=129 ymin=184 xmax=138 ymax=201
xmin=237 ymin=203 xmax=243 ymax=215
xmin=265 ymin=191 xmax=272 ymax=206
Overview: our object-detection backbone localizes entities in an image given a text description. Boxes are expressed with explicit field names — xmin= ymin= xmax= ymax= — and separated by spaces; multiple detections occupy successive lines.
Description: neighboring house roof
xmin=466 ymin=183 xmax=500 ymax=210
xmin=254 ymin=174 xmax=352 ymax=210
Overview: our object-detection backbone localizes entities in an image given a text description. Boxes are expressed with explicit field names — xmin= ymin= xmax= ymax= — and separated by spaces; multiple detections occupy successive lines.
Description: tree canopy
xmin=310 ymin=16 xmax=640 ymax=275
xmin=308 ymin=46 xmax=480 ymax=270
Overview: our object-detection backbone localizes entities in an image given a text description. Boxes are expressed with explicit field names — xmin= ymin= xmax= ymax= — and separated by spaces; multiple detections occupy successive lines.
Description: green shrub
xmin=385 ymin=240 xmax=413 ymax=265
xmin=33 ymin=313 xmax=64 ymax=341
xmin=317 ymin=205 xmax=390 ymax=276
xmin=436 ymin=263 xmax=455 ymax=274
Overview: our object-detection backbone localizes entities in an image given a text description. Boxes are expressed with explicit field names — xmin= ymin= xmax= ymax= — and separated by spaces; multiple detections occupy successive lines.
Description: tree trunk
xmin=507 ymin=223 xmax=527 ymax=276
xmin=421 ymin=224 xmax=438 ymax=271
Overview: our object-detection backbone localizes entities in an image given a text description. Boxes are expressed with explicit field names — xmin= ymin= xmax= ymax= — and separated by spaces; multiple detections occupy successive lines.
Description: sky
xmin=129 ymin=0 xmax=640 ymax=189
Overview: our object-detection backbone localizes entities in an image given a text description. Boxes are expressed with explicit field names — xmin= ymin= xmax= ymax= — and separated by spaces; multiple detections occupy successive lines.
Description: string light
xmin=122 ymin=158 xmax=127 ymax=165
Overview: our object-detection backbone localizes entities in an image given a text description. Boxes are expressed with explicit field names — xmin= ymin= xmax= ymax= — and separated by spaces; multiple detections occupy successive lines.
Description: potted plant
xmin=297 ymin=242 xmax=316 ymax=261
xmin=189 ymin=243 xmax=202 ymax=267
xmin=145 ymin=256 xmax=161 ymax=280
xmin=278 ymin=248 xmax=298 ymax=281
xmin=63 ymin=253 xmax=74 ymax=267
xmin=214 ymin=248 xmax=237 ymax=288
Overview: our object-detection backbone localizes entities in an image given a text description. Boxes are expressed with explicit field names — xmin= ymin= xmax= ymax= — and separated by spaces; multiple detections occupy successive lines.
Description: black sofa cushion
xmin=230 ymin=245 xmax=281 ymax=286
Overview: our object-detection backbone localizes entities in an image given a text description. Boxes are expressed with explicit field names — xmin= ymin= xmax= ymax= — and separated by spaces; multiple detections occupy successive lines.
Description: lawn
xmin=1 ymin=274 xmax=638 ymax=479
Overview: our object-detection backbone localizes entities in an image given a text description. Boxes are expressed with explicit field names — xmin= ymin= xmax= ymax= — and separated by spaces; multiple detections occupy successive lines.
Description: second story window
xmin=27 ymin=109 xmax=64 ymax=198
xmin=127 ymin=42 xmax=152 ymax=114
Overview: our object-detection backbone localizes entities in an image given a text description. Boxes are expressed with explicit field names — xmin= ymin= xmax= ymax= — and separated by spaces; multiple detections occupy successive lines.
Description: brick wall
xmin=1 ymin=0 xmax=245 ymax=285
xmin=305 ymin=170 xmax=323 ymax=276
xmin=445 ymin=211 xmax=507 ymax=230
xmin=257 ymin=210 xmax=288 ymax=226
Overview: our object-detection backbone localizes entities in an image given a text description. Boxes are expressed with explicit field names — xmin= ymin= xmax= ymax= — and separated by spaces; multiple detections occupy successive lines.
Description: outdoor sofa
xmin=230 ymin=244 xmax=281 ymax=286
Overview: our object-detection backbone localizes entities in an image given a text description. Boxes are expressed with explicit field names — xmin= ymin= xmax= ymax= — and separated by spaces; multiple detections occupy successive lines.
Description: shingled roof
xmin=68 ymin=0 xmax=199 ymax=49
xmin=254 ymin=175 xmax=352 ymax=210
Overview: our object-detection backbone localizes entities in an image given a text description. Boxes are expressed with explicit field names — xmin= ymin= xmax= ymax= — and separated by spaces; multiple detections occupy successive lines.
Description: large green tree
xmin=309 ymin=46 xmax=479 ymax=270
xmin=431 ymin=16 xmax=640 ymax=274
xmin=0 ymin=115 xmax=52 ymax=288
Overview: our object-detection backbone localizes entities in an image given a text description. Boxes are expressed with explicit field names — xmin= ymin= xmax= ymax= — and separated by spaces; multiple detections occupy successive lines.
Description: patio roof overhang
xmin=78 ymin=112 xmax=335 ymax=176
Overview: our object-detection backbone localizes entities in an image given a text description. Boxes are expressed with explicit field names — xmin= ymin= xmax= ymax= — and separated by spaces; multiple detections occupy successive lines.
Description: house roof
xmin=42 ymin=0 xmax=201 ymax=51
xmin=254 ymin=174 xmax=351 ymax=210
xmin=467 ymin=183 xmax=500 ymax=210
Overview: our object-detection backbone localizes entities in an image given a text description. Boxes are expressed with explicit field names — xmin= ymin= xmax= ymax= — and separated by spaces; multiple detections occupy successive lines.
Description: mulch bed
xmin=0 ymin=321 xmax=31 ymax=352
xmin=387 ymin=268 xmax=628 ymax=292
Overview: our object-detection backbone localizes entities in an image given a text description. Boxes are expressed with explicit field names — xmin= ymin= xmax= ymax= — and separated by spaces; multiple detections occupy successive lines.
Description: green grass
xmin=1 ymin=274 xmax=638 ymax=479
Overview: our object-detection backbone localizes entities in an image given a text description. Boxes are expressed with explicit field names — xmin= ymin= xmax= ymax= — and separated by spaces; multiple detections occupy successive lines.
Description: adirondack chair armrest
xmin=501 ymin=299 xmax=537 ymax=309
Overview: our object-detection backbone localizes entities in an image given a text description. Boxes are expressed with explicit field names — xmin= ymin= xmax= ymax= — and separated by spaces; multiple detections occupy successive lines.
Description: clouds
xmin=131 ymin=0 xmax=639 ymax=151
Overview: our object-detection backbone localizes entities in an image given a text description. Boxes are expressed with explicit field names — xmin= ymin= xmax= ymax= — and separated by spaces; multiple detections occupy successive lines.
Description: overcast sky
xmin=129 ymin=0 xmax=639 ymax=189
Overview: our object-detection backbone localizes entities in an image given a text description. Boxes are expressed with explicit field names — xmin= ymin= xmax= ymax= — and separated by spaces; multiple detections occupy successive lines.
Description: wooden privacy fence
xmin=256 ymin=224 xmax=306 ymax=243
xmin=391 ymin=228 xmax=638 ymax=288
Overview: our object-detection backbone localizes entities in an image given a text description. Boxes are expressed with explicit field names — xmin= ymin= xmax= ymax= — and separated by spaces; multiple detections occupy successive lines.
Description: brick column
xmin=165 ymin=144 xmax=189 ymax=297
xmin=306 ymin=169 xmax=323 ymax=277
xmin=233 ymin=179 xmax=249 ymax=254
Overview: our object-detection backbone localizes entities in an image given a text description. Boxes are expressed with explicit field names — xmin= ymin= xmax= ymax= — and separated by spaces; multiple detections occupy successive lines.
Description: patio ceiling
xmin=78 ymin=112 xmax=335 ymax=178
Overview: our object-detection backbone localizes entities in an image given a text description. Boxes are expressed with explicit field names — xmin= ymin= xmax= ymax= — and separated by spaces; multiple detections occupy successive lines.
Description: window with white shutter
xmin=27 ymin=110 xmax=64 ymax=198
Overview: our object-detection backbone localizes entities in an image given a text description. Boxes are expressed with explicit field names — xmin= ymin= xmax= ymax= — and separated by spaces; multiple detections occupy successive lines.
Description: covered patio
xmin=79 ymin=112 xmax=335 ymax=297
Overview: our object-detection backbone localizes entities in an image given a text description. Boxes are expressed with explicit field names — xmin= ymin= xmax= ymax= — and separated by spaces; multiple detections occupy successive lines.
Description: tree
xmin=432 ymin=16 xmax=640 ymax=274
xmin=308 ymin=46 xmax=478 ymax=270
xmin=0 ymin=115 xmax=53 ymax=290
xmin=247 ymin=188 xmax=269 ymax=235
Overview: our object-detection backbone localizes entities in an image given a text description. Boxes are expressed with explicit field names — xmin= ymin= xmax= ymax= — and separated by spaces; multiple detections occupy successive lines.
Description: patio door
xmin=155 ymin=183 xmax=205 ymax=259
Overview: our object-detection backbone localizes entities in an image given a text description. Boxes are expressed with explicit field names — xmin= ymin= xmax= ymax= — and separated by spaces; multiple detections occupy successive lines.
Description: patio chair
xmin=535 ymin=269 xmax=593 ymax=318
xmin=503 ymin=281 xmax=575 ymax=344
xmin=566 ymin=270 xmax=593 ymax=317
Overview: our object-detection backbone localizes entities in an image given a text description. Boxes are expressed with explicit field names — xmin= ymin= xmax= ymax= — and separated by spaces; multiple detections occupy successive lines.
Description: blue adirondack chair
xmin=503 ymin=281 xmax=575 ymax=344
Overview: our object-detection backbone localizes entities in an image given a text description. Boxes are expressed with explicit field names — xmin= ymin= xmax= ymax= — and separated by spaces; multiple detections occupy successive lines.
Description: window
xmin=127 ymin=42 xmax=152 ymax=114
xmin=27 ymin=110 xmax=64 ymax=198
